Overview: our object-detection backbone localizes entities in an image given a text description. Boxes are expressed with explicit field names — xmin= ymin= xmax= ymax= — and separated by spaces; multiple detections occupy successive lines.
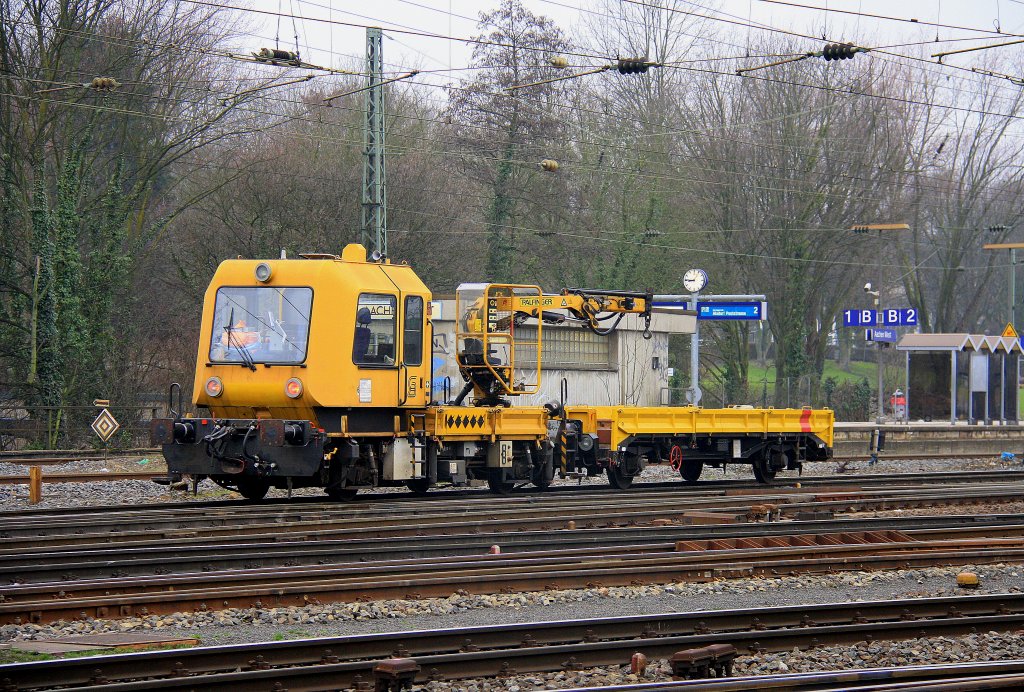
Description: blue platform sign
xmin=652 ymin=301 xmax=766 ymax=321
xmin=843 ymin=309 xmax=877 ymax=327
xmin=866 ymin=328 xmax=898 ymax=343
xmin=879 ymin=308 xmax=918 ymax=326
xmin=698 ymin=302 xmax=764 ymax=320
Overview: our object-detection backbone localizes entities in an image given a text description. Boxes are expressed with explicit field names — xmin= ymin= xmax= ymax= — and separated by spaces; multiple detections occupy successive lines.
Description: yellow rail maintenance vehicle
xmin=152 ymin=244 xmax=833 ymax=500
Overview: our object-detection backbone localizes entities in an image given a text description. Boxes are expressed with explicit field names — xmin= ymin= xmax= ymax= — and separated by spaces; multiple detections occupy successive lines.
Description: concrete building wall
xmin=429 ymin=300 xmax=692 ymax=407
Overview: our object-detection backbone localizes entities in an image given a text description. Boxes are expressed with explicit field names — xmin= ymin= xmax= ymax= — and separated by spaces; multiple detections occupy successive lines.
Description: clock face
xmin=683 ymin=268 xmax=707 ymax=292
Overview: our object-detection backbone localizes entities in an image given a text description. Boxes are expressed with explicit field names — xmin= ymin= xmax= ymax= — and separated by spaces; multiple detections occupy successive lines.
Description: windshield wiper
xmin=224 ymin=308 xmax=257 ymax=372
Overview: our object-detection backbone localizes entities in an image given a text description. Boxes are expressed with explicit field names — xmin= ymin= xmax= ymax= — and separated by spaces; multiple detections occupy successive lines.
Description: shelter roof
xmin=897 ymin=333 xmax=1022 ymax=353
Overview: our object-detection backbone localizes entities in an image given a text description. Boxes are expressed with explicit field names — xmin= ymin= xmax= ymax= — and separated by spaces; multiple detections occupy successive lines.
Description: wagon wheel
xmin=487 ymin=469 xmax=515 ymax=495
xmin=531 ymin=475 xmax=553 ymax=491
xmin=235 ymin=478 xmax=270 ymax=501
xmin=405 ymin=478 xmax=432 ymax=495
xmin=679 ymin=459 xmax=703 ymax=484
xmin=326 ymin=485 xmax=359 ymax=501
xmin=607 ymin=464 xmax=635 ymax=490
xmin=752 ymin=453 xmax=777 ymax=484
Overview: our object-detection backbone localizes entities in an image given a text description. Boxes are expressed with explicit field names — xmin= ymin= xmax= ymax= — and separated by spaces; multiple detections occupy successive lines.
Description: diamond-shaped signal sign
xmin=91 ymin=408 xmax=120 ymax=443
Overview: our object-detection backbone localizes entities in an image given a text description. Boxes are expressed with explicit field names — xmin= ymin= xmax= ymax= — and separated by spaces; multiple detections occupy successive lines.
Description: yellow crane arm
xmin=498 ymin=288 xmax=653 ymax=337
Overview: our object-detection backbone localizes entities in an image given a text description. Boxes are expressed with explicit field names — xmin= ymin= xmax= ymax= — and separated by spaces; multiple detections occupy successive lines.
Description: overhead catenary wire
xmin=4 ymin=7 xmax=1019 ymax=272
xmin=8 ymin=55 xmax=1024 ymax=209
xmin=15 ymin=73 xmax=1023 ymax=214
xmin=8 ymin=7 xmax=1024 ymax=205
xmin=8 ymin=10 xmax=1024 ymax=181
xmin=755 ymin=0 xmax=1024 ymax=39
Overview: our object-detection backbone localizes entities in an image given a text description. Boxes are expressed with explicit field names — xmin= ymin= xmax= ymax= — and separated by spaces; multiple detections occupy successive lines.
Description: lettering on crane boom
xmin=517 ymin=297 xmax=556 ymax=307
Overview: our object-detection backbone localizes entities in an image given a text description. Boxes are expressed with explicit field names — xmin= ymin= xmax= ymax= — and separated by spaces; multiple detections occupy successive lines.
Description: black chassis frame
xmin=603 ymin=432 xmax=832 ymax=469
xmin=152 ymin=417 xmax=324 ymax=484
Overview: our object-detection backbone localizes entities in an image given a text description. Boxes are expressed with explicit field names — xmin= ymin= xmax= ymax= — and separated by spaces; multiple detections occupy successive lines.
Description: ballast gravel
xmin=2 ymin=564 xmax=1021 ymax=647
xmin=1 ymin=453 xmax=1016 ymax=510
xmin=417 ymin=631 xmax=1024 ymax=690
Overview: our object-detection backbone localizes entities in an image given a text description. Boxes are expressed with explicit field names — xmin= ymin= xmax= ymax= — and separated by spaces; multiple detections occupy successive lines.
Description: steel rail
xmin=560 ymin=662 xmax=1024 ymax=691
xmin=4 ymin=508 xmax=1024 ymax=567
xmin=2 ymin=485 xmax=1023 ymax=549
xmin=3 ymin=470 xmax=1023 ymax=520
xmin=0 ymin=489 xmax=1019 ymax=552
xmin=6 ymin=514 xmax=1024 ymax=583
xmin=4 ymin=595 xmax=1024 ymax=690
xmin=0 ymin=471 xmax=161 ymax=485
xmin=0 ymin=449 xmax=1002 ymax=467
xmin=4 ymin=534 xmax=1024 ymax=625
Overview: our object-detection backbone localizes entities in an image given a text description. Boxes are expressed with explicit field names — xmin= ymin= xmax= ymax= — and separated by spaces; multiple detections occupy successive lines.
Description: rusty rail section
xmin=3 ymin=594 xmax=1024 ymax=690
xmin=4 ymin=483 xmax=1024 ymax=552
xmin=3 ymin=530 xmax=1024 ymax=625
xmin=562 ymin=662 xmax=1024 ymax=691
xmin=6 ymin=514 xmax=1024 ymax=584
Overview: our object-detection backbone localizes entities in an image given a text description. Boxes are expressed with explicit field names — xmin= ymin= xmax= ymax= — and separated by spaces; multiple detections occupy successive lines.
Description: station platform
xmin=834 ymin=421 xmax=1024 ymax=458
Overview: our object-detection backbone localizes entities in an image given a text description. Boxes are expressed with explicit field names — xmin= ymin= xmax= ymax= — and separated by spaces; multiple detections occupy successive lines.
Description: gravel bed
xmin=805 ymin=456 xmax=1018 ymax=476
xmin=3 ymin=564 xmax=1021 ymax=646
xmin=4 ymin=454 xmax=1016 ymax=511
xmin=418 ymin=631 xmax=1024 ymax=690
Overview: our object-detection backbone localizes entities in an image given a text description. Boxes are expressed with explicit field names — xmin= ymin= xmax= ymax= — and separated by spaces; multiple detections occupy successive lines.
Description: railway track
xmin=6 ymin=469 xmax=1024 ymax=515
xmin=3 ymin=480 xmax=1023 ymax=549
xmin=4 ymin=594 xmax=1024 ymax=690
xmin=5 ymin=518 xmax=1024 ymax=625
xmin=1 ymin=511 xmax=1022 ymax=582
xmin=0 ymin=468 xmax=1011 ymax=491
xmin=0 ymin=449 xmax=157 ymax=466
xmin=564 ymin=662 xmax=1024 ymax=691
xmin=5 ymin=476 xmax=1024 ymax=625
xmin=0 ymin=471 xmax=160 ymax=485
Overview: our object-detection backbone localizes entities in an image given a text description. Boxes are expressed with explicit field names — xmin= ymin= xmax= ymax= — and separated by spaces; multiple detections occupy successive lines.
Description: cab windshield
xmin=209 ymin=286 xmax=312 ymax=364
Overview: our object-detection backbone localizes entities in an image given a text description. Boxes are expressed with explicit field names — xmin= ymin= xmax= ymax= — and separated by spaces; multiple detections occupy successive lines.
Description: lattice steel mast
xmin=361 ymin=27 xmax=387 ymax=256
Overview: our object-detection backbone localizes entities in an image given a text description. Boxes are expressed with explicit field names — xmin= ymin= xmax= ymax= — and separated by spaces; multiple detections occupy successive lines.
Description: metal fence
xmin=0 ymin=402 xmax=160 ymax=451
xmin=661 ymin=376 xmax=876 ymax=421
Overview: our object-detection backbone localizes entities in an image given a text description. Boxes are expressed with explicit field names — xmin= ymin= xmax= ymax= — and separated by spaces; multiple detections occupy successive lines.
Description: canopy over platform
xmin=897 ymin=333 xmax=1023 ymax=354
xmin=896 ymin=333 xmax=1020 ymax=424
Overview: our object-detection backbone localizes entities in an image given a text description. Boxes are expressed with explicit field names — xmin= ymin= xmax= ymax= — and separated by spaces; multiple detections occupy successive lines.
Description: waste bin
xmin=889 ymin=389 xmax=907 ymax=421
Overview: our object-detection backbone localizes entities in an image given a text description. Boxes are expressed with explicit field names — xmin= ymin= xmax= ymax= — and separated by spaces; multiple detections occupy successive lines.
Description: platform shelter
xmin=896 ymin=333 xmax=1021 ymax=424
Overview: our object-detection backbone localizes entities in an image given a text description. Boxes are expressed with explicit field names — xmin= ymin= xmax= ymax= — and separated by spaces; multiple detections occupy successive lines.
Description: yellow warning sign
xmin=1002 ymin=323 xmax=1018 ymax=338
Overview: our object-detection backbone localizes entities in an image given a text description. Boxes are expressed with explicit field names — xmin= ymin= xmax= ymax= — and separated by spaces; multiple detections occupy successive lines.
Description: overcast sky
xmin=241 ymin=0 xmax=1024 ymax=81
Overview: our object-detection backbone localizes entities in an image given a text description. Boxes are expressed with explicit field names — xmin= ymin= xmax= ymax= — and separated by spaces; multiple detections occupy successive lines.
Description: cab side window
xmin=353 ymin=293 xmax=397 ymax=366
xmin=403 ymin=296 xmax=423 ymax=365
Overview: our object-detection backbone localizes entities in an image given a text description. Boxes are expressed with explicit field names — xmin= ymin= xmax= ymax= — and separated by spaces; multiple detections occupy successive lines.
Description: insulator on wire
xmin=90 ymin=77 xmax=121 ymax=91
xmin=540 ymin=159 xmax=559 ymax=172
xmin=255 ymin=47 xmax=300 ymax=64
xmin=549 ymin=56 xmax=569 ymax=68
xmin=616 ymin=57 xmax=649 ymax=75
xmin=822 ymin=43 xmax=859 ymax=61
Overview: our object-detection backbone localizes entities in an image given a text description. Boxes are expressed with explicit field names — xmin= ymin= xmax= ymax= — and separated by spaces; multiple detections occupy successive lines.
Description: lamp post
xmin=864 ymin=283 xmax=882 ymax=422
xmin=982 ymin=240 xmax=1023 ymax=328
xmin=850 ymin=223 xmax=911 ymax=424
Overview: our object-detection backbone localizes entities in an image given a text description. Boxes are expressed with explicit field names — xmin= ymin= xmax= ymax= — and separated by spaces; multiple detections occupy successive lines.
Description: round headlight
xmin=254 ymin=262 xmax=272 ymax=282
xmin=285 ymin=377 xmax=303 ymax=398
xmin=205 ymin=376 xmax=224 ymax=398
